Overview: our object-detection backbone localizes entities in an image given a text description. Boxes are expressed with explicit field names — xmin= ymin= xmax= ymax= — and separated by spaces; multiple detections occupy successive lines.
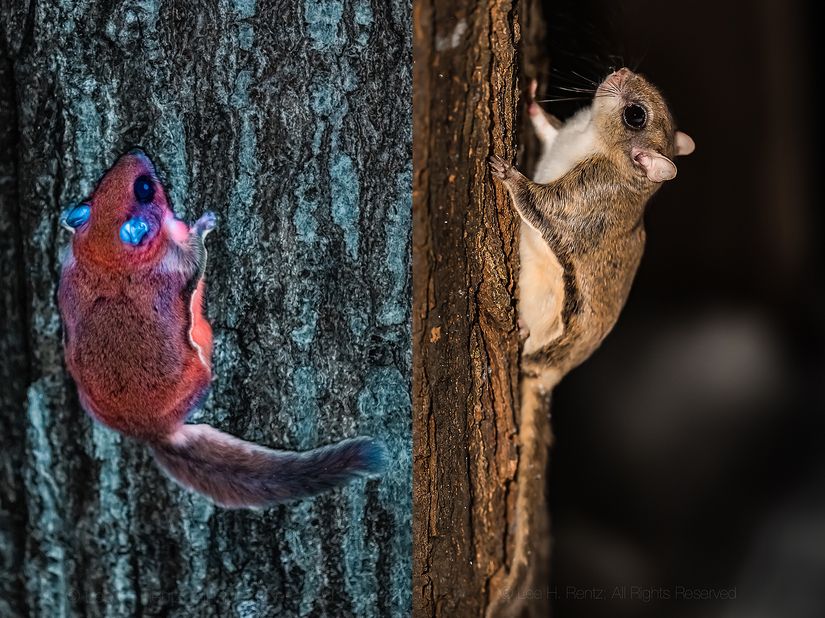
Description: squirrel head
xmin=592 ymin=68 xmax=695 ymax=183
xmin=62 ymin=149 xmax=174 ymax=270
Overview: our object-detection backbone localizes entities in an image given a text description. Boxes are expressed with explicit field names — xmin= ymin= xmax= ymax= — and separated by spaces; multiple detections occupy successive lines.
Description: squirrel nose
xmin=605 ymin=67 xmax=631 ymax=89
xmin=119 ymin=217 xmax=150 ymax=245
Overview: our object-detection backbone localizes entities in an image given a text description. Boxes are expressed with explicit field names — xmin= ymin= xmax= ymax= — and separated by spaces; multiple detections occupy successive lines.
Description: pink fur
xmin=58 ymin=150 xmax=385 ymax=507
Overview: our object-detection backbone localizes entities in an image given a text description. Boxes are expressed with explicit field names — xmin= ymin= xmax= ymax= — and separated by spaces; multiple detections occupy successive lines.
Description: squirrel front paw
xmin=526 ymin=79 xmax=562 ymax=141
xmin=194 ymin=211 xmax=217 ymax=237
xmin=488 ymin=155 xmax=513 ymax=181
xmin=527 ymin=78 xmax=540 ymax=117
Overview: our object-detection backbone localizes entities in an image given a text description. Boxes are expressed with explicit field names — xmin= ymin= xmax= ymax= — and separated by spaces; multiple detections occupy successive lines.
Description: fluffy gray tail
xmin=149 ymin=424 xmax=387 ymax=508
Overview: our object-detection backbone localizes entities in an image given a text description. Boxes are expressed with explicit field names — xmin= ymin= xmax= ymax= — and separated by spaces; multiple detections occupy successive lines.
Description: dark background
xmin=535 ymin=1 xmax=824 ymax=617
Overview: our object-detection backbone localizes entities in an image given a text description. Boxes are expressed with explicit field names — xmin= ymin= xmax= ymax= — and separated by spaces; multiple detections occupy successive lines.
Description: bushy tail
xmin=149 ymin=424 xmax=387 ymax=508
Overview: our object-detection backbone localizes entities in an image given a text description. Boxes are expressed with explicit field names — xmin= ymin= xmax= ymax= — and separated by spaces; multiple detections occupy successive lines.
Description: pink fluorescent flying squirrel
xmin=58 ymin=149 xmax=386 ymax=507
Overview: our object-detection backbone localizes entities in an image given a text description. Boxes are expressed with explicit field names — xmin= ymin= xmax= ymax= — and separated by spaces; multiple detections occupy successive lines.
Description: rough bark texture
xmin=412 ymin=0 xmax=547 ymax=615
xmin=0 ymin=1 xmax=411 ymax=616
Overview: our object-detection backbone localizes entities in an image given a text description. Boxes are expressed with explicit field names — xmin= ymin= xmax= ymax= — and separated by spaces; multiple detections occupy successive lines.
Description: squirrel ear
xmin=632 ymin=148 xmax=677 ymax=183
xmin=675 ymin=130 xmax=695 ymax=156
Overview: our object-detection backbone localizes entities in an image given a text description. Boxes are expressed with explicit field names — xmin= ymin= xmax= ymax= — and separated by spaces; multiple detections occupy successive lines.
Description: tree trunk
xmin=0 ymin=1 xmax=411 ymax=616
xmin=412 ymin=0 xmax=549 ymax=616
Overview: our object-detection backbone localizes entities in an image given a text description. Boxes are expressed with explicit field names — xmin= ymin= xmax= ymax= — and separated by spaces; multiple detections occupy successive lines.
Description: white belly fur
xmin=520 ymin=106 xmax=599 ymax=355
xmin=520 ymin=224 xmax=564 ymax=356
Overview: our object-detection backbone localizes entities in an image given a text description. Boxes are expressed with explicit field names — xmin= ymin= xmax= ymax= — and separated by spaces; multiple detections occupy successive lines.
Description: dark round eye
xmin=134 ymin=175 xmax=155 ymax=203
xmin=622 ymin=104 xmax=647 ymax=129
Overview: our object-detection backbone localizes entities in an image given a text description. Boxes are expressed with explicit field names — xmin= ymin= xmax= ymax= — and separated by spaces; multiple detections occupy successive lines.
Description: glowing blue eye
xmin=119 ymin=217 xmax=150 ymax=245
xmin=134 ymin=175 xmax=155 ymax=203
xmin=61 ymin=204 xmax=91 ymax=231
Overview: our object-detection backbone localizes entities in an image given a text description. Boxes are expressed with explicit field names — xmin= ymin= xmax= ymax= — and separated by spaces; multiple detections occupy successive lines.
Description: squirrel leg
xmin=193 ymin=211 xmax=217 ymax=239
xmin=488 ymin=156 xmax=550 ymax=233
xmin=527 ymin=79 xmax=562 ymax=146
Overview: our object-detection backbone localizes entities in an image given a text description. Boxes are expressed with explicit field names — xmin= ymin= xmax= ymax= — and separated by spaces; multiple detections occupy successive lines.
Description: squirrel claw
xmin=488 ymin=155 xmax=511 ymax=180
xmin=195 ymin=211 xmax=217 ymax=237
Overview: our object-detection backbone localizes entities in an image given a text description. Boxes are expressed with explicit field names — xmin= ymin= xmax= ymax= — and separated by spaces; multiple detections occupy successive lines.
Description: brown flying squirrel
xmin=487 ymin=68 xmax=695 ymax=616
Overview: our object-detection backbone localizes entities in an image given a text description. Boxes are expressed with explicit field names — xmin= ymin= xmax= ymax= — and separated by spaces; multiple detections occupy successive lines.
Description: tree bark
xmin=0 ymin=1 xmax=411 ymax=616
xmin=412 ymin=0 xmax=549 ymax=616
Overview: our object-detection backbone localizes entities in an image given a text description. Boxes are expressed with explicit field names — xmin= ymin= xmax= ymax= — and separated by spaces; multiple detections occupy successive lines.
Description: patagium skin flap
xmin=58 ymin=149 xmax=387 ymax=508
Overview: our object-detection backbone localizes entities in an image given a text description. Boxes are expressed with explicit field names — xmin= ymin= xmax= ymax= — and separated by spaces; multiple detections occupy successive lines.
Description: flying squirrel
xmin=58 ymin=149 xmax=386 ymax=508
xmin=487 ymin=68 xmax=695 ymax=616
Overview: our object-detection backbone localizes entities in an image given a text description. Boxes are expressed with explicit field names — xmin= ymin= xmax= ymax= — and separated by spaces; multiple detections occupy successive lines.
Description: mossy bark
xmin=0 ymin=1 xmax=411 ymax=616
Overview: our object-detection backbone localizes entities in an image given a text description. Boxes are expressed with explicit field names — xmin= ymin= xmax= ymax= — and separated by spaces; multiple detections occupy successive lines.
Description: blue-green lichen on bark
xmin=351 ymin=367 xmax=412 ymax=617
xmin=285 ymin=365 xmax=320 ymax=447
xmin=379 ymin=165 xmax=413 ymax=327
xmin=304 ymin=0 xmax=345 ymax=50
xmin=90 ymin=424 xmax=137 ymax=616
xmin=289 ymin=294 xmax=319 ymax=350
xmin=293 ymin=164 xmax=321 ymax=246
xmin=329 ymin=152 xmax=361 ymax=260
xmin=24 ymin=381 xmax=71 ymax=618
